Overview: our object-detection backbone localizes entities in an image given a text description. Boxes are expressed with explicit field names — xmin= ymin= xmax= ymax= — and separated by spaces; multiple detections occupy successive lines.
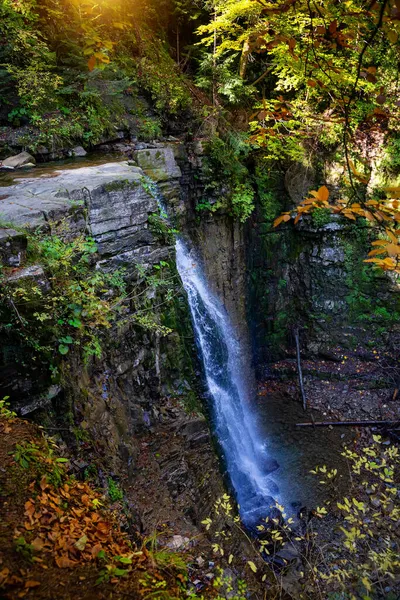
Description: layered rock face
xmin=0 ymin=148 xmax=229 ymax=538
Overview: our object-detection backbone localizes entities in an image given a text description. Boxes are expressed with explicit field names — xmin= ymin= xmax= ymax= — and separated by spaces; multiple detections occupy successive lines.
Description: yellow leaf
xmin=386 ymin=229 xmax=398 ymax=244
xmin=388 ymin=30 xmax=398 ymax=44
xmin=247 ymin=561 xmax=257 ymax=573
xmin=386 ymin=243 xmax=400 ymax=257
xmin=74 ymin=535 xmax=88 ymax=551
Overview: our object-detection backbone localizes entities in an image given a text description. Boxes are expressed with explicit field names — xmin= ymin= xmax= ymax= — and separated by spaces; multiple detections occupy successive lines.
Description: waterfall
xmin=175 ymin=238 xmax=278 ymax=527
xmin=145 ymin=176 xmax=278 ymax=526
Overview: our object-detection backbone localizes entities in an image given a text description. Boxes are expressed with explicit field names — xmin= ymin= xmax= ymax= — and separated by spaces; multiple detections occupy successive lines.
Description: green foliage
xmin=201 ymin=133 xmax=255 ymax=222
xmin=381 ymin=134 xmax=400 ymax=175
xmin=14 ymin=537 xmax=34 ymax=563
xmin=148 ymin=213 xmax=178 ymax=244
xmin=254 ymin=165 xmax=283 ymax=222
xmin=107 ymin=477 xmax=123 ymax=502
xmin=311 ymin=208 xmax=332 ymax=228
xmin=0 ymin=228 xmax=128 ymax=377
xmin=0 ymin=397 xmax=16 ymax=419
xmin=0 ymin=0 xmax=194 ymax=146
xmin=138 ymin=118 xmax=163 ymax=142
xmin=13 ymin=441 xmax=41 ymax=470
xmin=11 ymin=438 xmax=68 ymax=488
xmin=202 ymin=436 xmax=400 ymax=599
xmin=230 ymin=184 xmax=255 ymax=223
xmin=133 ymin=38 xmax=191 ymax=116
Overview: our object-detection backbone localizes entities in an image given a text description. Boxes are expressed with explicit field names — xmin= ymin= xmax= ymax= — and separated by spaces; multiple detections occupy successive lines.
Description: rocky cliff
xmin=0 ymin=149 xmax=233 ymax=547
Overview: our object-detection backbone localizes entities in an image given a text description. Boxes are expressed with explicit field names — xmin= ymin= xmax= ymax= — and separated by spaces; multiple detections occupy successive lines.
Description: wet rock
xmin=7 ymin=265 xmax=51 ymax=295
xmin=195 ymin=556 xmax=205 ymax=568
xmin=264 ymin=479 xmax=280 ymax=494
xmin=276 ymin=544 xmax=300 ymax=564
xmin=264 ymin=458 xmax=279 ymax=474
xmin=0 ymin=228 xmax=27 ymax=267
xmin=88 ymin=178 xmax=157 ymax=257
xmin=69 ymin=146 xmax=87 ymax=157
xmin=19 ymin=384 xmax=62 ymax=416
xmin=0 ymin=162 xmax=145 ymax=229
xmin=135 ymin=146 xmax=182 ymax=182
xmin=3 ymin=151 xmax=36 ymax=169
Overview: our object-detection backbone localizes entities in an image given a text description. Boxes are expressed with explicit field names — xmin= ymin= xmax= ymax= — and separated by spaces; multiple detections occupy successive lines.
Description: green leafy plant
xmin=107 ymin=477 xmax=123 ymax=502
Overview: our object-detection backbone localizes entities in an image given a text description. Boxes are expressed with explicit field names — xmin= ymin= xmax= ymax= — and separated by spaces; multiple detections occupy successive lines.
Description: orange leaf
xmin=87 ymin=56 xmax=96 ymax=72
xmin=24 ymin=500 xmax=35 ymax=521
xmin=273 ymin=215 xmax=285 ymax=227
xmin=386 ymin=229 xmax=398 ymax=243
xmin=91 ymin=543 xmax=103 ymax=557
xmin=31 ymin=538 xmax=45 ymax=552
xmin=317 ymin=186 xmax=329 ymax=202
xmin=25 ymin=581 xmax=40 ymax=589
xmin=386 ymin=243 xmax=400 ymax=257
xmin=55 ymin=556 xmax=78 ymax=569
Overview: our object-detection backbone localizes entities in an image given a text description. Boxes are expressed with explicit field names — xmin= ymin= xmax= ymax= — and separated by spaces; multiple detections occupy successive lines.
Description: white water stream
xmin=175 ymin=238 xmax=278 ymax=526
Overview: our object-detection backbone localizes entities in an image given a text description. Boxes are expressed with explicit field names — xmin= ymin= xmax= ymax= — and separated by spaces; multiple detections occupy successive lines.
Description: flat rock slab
xmin=0 ymin=162 xmax=144 ymax=228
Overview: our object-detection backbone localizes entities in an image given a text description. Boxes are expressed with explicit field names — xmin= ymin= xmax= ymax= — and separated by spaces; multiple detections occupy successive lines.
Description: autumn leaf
xmin=31 ymin=537 xmax=45 ymax=552
xmin=25 ymin=581 xmax=41 ymax=589
xmin=273 ymin=213 xmax=291 ymax=227
xmin=55 ymin=555 xmax=79 ymax=568
xmin=24 ymin=500 xmax=35 ymax=522
xmin=87 ymin=56 xmax=96 ymax=71
xmin=74 ymin=535 xmax=88 ymax=551
xmin=247 ymin=560 xmax=257 ymax=573
xmin=310 ymin=186 xmax=329 ymax=202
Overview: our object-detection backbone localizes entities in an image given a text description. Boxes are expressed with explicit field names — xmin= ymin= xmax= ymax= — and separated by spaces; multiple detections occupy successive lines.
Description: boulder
xmin=0 ymin=228 xmax=27 ymax=267
xmin=7 ymin=265 xmax=51 ymax=296
xmin=19 ymin=385 xmax=62 ymax=416
xmin=3 ymin=152 xmax=36 ymax=169
xmin=69 ymin=146 xmax=87 ymax=157
xmin=284 ymin=162 xmax=315 ymax=204
xmin=135 ymin=146 xmax=182 ymax=182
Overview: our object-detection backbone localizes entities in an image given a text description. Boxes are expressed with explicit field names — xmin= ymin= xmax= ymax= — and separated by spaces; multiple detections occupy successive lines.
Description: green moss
xmin=342 ymin=225 xmax=400 ymax=335
xmin=311 ymin=207 xmax=332 ymax=228
xmin=103 ymin=179 xmax=139 ymax=192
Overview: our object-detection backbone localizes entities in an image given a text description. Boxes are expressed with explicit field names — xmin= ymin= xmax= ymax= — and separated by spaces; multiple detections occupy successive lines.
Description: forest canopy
xmin=2 ymin=1 xmax=400 ymax=270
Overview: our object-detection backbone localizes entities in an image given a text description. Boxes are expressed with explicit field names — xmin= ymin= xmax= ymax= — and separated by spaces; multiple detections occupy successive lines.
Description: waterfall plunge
xmin=175 ymin=238 xmax=278 ymax=527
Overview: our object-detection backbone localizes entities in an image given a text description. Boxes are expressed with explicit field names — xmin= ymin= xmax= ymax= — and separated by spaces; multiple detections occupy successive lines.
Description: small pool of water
xmin=0 ymin=152 xmax=125 ymax=187
xmin=255 ymin=392 xmax=352 ymax=515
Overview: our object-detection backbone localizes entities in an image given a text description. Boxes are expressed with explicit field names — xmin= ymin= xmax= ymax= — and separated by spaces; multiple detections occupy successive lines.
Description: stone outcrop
xmin=0 ymin=147 xmax=231 ymax=548
xmin=0 ymin=228 xmax=27 ymax=267
xmin=2 ymin=151 xmax=36 ymax=169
